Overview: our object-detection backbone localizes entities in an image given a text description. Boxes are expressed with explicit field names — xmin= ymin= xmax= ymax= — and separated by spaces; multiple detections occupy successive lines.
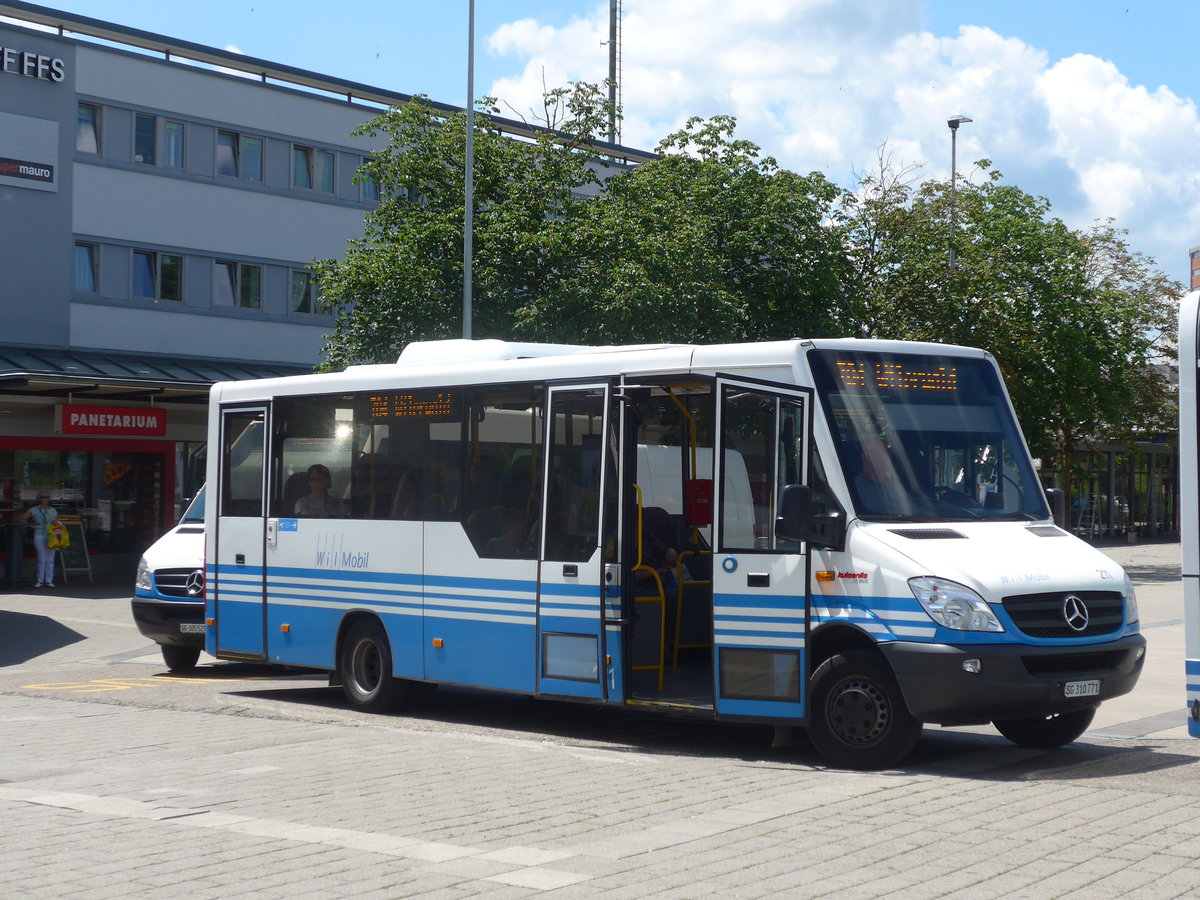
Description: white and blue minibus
xmin=1178 ymin=291 xmax=1200 ymax=739
xmin=205 ymin=337 xmax=1145 ymax=768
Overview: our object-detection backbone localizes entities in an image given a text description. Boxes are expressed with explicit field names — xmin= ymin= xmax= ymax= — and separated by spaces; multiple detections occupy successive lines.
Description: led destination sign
xmin=368 ymin=389 xmax=457 ymax=421
xmin=833 ymin=359 xmax=959 ymax=393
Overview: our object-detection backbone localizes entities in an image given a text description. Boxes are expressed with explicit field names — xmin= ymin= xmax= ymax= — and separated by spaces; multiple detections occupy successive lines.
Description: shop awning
xmin=0 ymin=345 xmax=311 ymax=404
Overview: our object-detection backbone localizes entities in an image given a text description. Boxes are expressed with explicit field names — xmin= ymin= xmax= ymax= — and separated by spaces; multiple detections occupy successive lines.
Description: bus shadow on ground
xmin=224 ymin=676 xmax=1200 ymax=780
xmin=0 ymin=610 xmax=85 ymax=666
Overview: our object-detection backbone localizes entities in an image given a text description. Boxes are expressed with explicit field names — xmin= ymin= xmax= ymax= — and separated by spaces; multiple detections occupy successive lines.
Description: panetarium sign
xmin=56 ymin=404 xmax=167 ymax=437
xmin=1 ymin=46 xmax=65 ymax=82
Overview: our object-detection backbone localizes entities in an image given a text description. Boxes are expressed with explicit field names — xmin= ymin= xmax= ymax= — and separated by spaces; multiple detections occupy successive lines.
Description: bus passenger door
xmin=536 ymin=384 xmax=612 ymax=699
xmin=211 ymin=406 xmax=268 ymax=660
xmin=712 ymin=378 xmax=811 ymax=721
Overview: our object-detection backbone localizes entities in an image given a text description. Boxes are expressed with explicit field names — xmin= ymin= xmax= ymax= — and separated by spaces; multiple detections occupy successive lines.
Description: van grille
xmin=153 ymin=567 xmax=205 ymax=600
xmin=1001 ymin=591 xmax=1123 ymax=638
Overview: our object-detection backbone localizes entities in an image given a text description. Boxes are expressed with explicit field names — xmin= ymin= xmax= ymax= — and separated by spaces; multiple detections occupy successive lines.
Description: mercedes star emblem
xmin=1062 ymin=594 xmax=1089 ymax=632
xmin=185 ymin=569 xmax=205 ymax=597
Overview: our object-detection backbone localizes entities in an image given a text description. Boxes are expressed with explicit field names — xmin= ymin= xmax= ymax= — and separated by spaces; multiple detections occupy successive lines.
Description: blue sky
xmin=12 ymin=1 xmax=1200 ymax=280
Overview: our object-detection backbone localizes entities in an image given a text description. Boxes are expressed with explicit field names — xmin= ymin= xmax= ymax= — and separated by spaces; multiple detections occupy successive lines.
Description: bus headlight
xmin=135 ymin=557 xmax=152 ymax=592
xmin=909 ymin=577 xmax=1004 ymax=632
xmin=1124 ymin=573 xmax=1139 ymax=624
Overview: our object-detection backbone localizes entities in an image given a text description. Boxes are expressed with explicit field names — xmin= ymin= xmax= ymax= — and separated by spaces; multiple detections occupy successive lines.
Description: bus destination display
xmin=833 ymin=360 xmax=958 ymax=393
xmin=369 ymin=389 xmax=457 ymax=420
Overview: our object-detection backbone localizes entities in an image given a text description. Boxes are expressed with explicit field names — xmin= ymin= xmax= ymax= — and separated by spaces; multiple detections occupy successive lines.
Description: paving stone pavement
xmin=1 ymin=541 xmax=1199 ymax=898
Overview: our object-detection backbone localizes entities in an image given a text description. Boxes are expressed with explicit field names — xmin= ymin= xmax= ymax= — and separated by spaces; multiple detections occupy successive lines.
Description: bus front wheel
xmin=993 ymin=708 xmax=1095 ymax=749
xmin=161 ymin=644 xmax=200 ymax=672
xmin=808 ymin=649 xmax=922 ymax=770
xmin=340 ymin=618 xmax=409 ymax=713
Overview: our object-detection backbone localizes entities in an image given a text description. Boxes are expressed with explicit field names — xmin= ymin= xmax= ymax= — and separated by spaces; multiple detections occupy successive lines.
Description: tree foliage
xmin=843 ymin=159 xmax=1179 ymax=462
xmin=315 ymin=85 xmax=1180 ymax=488
xmin=313 ymin=84 xmax=614 ymax=370
xmin=516 ymin=115 xmax=849 ymax=343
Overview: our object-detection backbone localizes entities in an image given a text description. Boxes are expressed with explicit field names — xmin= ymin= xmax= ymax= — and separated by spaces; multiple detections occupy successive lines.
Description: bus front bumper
xmin=880 ymin=634 xmax=1147 ymax=725
xmin=131 ymin=597 xmax=206 ymax=648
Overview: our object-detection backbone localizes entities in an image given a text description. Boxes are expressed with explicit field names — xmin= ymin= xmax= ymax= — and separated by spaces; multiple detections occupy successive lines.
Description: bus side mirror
xmin=776 ymin=484 xmax=846 ymax=551
xmin=776 ymin=484 xmax=812 ymax=542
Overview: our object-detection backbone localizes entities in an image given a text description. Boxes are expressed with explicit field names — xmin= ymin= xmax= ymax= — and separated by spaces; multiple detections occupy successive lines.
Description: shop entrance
xmin=0 ymin=438 xmax=173 ymax=574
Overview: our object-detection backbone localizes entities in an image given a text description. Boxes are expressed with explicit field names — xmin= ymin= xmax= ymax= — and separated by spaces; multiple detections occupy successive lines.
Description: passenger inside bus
xmin=294 ymin=464 xmax=343 ymax=517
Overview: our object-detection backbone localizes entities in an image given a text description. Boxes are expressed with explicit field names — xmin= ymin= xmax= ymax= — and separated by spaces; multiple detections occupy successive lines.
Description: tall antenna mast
xmin=607 ymin=0 xmax=622 ymax=145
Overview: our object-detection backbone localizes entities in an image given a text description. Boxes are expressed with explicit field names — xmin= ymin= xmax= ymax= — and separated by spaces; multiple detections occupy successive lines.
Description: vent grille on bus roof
xmin=888 ymin=528 xmax=967 ymax=540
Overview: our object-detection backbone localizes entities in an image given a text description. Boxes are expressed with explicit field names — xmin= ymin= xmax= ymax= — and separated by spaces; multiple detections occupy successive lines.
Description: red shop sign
xmin=57 ymin=404 xmax=167 ymax=437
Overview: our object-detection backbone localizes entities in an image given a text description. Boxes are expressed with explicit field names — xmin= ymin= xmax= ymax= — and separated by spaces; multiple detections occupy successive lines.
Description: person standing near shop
xmin=21 ymin=492 xmax=58 ymax=588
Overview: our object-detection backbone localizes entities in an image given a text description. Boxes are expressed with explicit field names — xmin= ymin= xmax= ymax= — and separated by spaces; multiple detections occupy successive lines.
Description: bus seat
xmin=282 ymin=471 xmax=309 ymax=514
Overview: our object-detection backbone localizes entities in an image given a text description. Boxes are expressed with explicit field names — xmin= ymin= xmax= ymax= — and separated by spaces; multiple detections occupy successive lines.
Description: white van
xmin=131 ymin=486 xmax=206 ymax=671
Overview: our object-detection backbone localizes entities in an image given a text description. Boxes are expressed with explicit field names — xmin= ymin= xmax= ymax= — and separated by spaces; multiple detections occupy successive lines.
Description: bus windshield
xmin=808 ymin=349 xmax=1049 ymax=522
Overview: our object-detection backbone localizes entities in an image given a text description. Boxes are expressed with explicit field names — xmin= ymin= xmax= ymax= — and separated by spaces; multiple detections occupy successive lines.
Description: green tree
xmin=845 ymin=160 xmax=1179 ymax=510
xmin=518 ymin=115 xmax=850 ymax=343
xmin=313 ymin=84 xmax=615 ymax=369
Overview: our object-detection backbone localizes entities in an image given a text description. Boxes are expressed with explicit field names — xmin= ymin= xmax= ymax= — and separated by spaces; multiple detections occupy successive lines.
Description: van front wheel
xmin=808 ymin=649 xmax=921 ymax=769
xmin=340 ymin=618 xmax=409 ymax=713
xmin=161 ymin=644 xmax=200 ymax=672
xmin=993 ymin=708 xmax=1095 ymax=749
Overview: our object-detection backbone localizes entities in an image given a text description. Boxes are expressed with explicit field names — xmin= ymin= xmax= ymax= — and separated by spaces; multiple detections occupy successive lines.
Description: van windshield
xmin=181 ymin=485 xmax=206 ymax=524
xmin=808 ymin=349 xmax=1049 ymax=522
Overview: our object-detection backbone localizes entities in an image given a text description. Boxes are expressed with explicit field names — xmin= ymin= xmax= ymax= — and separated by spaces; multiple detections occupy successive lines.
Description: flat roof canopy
xmin=0 ymin=344 xmax=310 ymax=404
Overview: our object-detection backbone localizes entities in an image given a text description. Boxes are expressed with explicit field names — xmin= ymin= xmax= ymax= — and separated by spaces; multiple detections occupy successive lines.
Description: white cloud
xmin=485 ymin=1 xmax=1200 ymax=279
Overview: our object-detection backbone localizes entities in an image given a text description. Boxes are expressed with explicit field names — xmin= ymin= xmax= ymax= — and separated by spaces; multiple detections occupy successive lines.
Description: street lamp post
xmin=463 ymin=0 xmax=475 ymax=339
xmin=947 ymin=114 xmax=972 ymax=267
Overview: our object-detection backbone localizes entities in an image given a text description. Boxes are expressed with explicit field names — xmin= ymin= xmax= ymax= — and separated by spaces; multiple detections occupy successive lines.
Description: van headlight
xmin=909 ymin=576 xmax=1004 ymax=632
xmin=1124 ymin=573 xmax=1139 ymax=624
xmin=135 ymin=557 xmax=152 ymax=592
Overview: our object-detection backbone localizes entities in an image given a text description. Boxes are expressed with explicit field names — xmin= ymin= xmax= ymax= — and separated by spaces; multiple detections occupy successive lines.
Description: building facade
xmin=0 ymin=2 xmax=649 ymax=574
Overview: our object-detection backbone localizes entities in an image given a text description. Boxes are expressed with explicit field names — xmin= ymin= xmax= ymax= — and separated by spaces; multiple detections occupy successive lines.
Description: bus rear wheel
xmin=808 ymin=649 xmax=922 ymax=770
xmin=993 ymin=708 xmax=1095 ymax=749
xmin=340 ymin=618 xmax=409 ymax=713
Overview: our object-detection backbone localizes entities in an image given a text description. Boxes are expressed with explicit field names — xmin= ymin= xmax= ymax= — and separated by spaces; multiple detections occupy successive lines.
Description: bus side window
xmin=461 ymin=384 xmax=542 ymax=559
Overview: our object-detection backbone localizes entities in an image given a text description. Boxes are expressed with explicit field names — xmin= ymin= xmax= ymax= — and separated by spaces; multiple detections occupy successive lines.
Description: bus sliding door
xmin=536 ymin=384 xmax=613 ymax=699
xmin=212 ymin=406 xmax=268 ymax=660
xmin=712 ymin=377 xmax=811 ymax=721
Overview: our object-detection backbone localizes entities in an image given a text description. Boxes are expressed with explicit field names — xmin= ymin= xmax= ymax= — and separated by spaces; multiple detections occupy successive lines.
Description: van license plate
xmin=179 ymin=623 xmax=205 ymax=634
xmin=1064 ymin=679 xmax=1100 ymax=698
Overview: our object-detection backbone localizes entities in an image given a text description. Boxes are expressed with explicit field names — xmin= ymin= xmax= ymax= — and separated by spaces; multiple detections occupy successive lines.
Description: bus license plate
xmin=1064 ymin=679 xmax=1100 ymax=698
xmin=179 ymin=623 xmax=205 ymax=634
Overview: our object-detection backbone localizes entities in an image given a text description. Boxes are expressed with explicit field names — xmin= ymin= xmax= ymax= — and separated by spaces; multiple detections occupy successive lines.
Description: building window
xmin=359 ymin=156 xmax=380 ymax=202
xmin=290 ymin=271 xmax=316 ymax=313
xmin=77 ymin=103 xmax=100 ymax=154
xmin=74 ymin=243 xmax=98 ymax=293
xmin=164 ymin=121 xmax=185 ymax=168
xmin=215 ymin=261 xmax=262 ymax=309
xmin=217 ymin=131 xmax=263 ymax=181
xmin=134 ymin=113 xmax=156 ymax=165
xmin=293 ymin=145 xmax=335 ymax=193
xmin=133 ymin=251 xmax=182 ymax=301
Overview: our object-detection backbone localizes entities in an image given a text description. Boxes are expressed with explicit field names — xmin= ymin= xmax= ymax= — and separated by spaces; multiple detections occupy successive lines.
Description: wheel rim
xmin=350 ymin=637 xmax=382 ymax=696
xmin=827 ymin=677 xmax=891 ymax=746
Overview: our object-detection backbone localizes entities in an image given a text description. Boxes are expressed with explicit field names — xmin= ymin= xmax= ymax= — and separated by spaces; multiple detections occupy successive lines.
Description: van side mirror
xmin=776 ymin=483 xmax=846 ymax=551
xmin=776 ymin=484 xmax=812 ymax=542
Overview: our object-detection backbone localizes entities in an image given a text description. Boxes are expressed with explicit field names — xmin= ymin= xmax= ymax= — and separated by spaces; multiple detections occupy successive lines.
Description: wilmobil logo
xmin=314 ymin=534 xmax=370 ymax=571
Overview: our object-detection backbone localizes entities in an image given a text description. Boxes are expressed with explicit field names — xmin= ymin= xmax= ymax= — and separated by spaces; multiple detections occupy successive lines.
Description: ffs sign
xmin=0 ymin=47 xmax=66 ymax=82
